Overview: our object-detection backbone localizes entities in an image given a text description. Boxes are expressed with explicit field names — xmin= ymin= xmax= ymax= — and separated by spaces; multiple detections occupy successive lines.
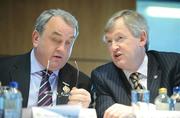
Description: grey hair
xmin=34 ymin=9 xmax=79 ymax=39
xmin=104 ymin=9 xmax=149 ymax=51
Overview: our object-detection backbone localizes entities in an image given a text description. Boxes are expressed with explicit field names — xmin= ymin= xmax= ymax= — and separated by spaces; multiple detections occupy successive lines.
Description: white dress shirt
xmin=27 ymin=49 xmax=59 ymax=107
xmin=123 ymin=54 xmax=148 ymax=89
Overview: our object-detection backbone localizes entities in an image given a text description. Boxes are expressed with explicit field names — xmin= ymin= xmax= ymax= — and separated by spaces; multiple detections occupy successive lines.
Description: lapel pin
xmin=61 ymin=82 xmax=70 ymax=96
xmin=154 ymin=75 xmax=158 ymax=79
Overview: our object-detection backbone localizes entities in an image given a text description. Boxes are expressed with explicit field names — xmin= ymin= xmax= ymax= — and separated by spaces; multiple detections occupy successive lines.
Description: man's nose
xmin=111 ymin=41 xmax=119 ymax=50
xmin=56 ymin=43 xmax=65 ymax=51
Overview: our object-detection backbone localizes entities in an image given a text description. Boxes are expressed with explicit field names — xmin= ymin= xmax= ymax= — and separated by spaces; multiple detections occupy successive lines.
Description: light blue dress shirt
xmin=27 ymin=49 xmax=59 ymax=107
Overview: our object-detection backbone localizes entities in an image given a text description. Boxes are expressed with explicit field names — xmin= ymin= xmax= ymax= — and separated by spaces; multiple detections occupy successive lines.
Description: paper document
xmin=32 ymin=105 xmax=81 ymax=118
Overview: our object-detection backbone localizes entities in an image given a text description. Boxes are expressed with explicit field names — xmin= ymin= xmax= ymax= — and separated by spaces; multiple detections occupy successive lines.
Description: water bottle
xmin=0 ymin=82 xmax=4 ymax=118
xmin=131 ymin=89 xmax=150 ymax=110
xmin=4 ymin=81 xmax=23 ymax=118
xmin=171 ymin=86 xmax=180 ymax=110
xmin=154 ymin=88 xmax=171 ymax=110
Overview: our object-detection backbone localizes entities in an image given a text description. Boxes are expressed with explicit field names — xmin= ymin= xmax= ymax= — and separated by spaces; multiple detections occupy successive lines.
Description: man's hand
xmin=104 ymin=103 xmax=135 ymax=118
xmin=68 ymin=87 xmax=91 ymax=108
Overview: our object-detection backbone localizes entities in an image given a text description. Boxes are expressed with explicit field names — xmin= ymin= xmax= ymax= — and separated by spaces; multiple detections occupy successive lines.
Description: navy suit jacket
xmin=91 ymin=50 xmax=180 ymax=118
xmin=0 ymin=51 xmax=92 ymax=107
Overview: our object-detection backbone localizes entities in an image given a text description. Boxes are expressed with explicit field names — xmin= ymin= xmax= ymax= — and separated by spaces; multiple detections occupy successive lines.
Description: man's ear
xmin=32 ymin=30 xmax=40 ymax=48
xmin=139 ymin=31 xmax=147 ymax=47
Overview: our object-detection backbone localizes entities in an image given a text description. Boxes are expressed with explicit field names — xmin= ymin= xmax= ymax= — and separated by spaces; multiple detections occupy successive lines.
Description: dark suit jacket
xmin=91 ymin=50 xmax=180 ymax=118
xmin=0 ymin=51 xmax=92 ymax=107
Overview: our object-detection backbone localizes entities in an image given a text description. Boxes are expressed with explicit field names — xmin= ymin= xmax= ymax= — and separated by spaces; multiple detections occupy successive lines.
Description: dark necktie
xmin=129 ymin=72 xmax=143 ymax=90
xmin=37 ymin=70 xmax=53 ymax=106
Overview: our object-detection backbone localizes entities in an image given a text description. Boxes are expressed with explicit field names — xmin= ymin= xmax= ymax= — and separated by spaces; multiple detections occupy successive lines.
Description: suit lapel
xmin=9 ymin=53 xmax=31 ymax=107
xmin=56 ymin=63 xmax=76 ymax=104
xmin=117 ymin=69 xmax=132 ymax=100
xmin=147 ymin=52 xmax=162 ymax=103
xmin=111 ymin=64 xmax=132 ymax=105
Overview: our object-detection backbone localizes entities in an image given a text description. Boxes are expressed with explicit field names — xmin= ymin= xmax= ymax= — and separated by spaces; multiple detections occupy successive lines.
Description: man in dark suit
xmin=0 ymin=9 xmax=92 ymax=108
xmin=91 ymin=9 xmax=180 ymax=118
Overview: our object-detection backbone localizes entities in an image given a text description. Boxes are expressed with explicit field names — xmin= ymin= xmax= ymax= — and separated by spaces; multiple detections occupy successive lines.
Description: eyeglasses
xmin=58 ymin=60 xmax=79 ymax=97
xmin=74 ymin=60 xmax=79 ymax=87
xmin=45 ymin=60 xmax=80 ymax=97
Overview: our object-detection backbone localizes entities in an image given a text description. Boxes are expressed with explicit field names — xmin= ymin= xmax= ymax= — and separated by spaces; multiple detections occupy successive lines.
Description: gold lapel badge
xmin=61 ymin=82 xmax=70 ymax=96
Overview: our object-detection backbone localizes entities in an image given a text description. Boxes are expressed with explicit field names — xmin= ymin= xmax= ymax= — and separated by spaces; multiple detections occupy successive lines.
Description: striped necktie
xmin=37 ymin=70 xmax=53 ymax=106
xmin=129 ymin=72 xmax=143 ymax=90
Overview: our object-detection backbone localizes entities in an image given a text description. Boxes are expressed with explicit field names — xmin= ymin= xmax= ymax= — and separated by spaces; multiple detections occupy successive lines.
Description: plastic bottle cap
xmin=159 ymin=88 xmax=167 ymax=94
xmin=173 ymin=86 xmax=180 ymax=93
xmin=9 ymin=81 xmax=19 ymax=88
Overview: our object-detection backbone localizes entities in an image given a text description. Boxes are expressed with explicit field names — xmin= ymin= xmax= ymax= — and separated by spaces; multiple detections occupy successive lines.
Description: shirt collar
xmin=137 ymin=54 xmax=148 ymax=77
xmin=31 ymin=49 xmax=44 ymax=74
xmin=123 ymin=54 xmax=148 ymax=79
xmin=30 ymin=49 xmax=59 ymax=76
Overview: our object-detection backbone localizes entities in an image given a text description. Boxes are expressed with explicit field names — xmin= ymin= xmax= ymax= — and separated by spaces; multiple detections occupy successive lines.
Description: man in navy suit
xmin=0 ymin=9 xmax=92 ymax=108
xmin=91 ymin=9 xmax=180 ymax=118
